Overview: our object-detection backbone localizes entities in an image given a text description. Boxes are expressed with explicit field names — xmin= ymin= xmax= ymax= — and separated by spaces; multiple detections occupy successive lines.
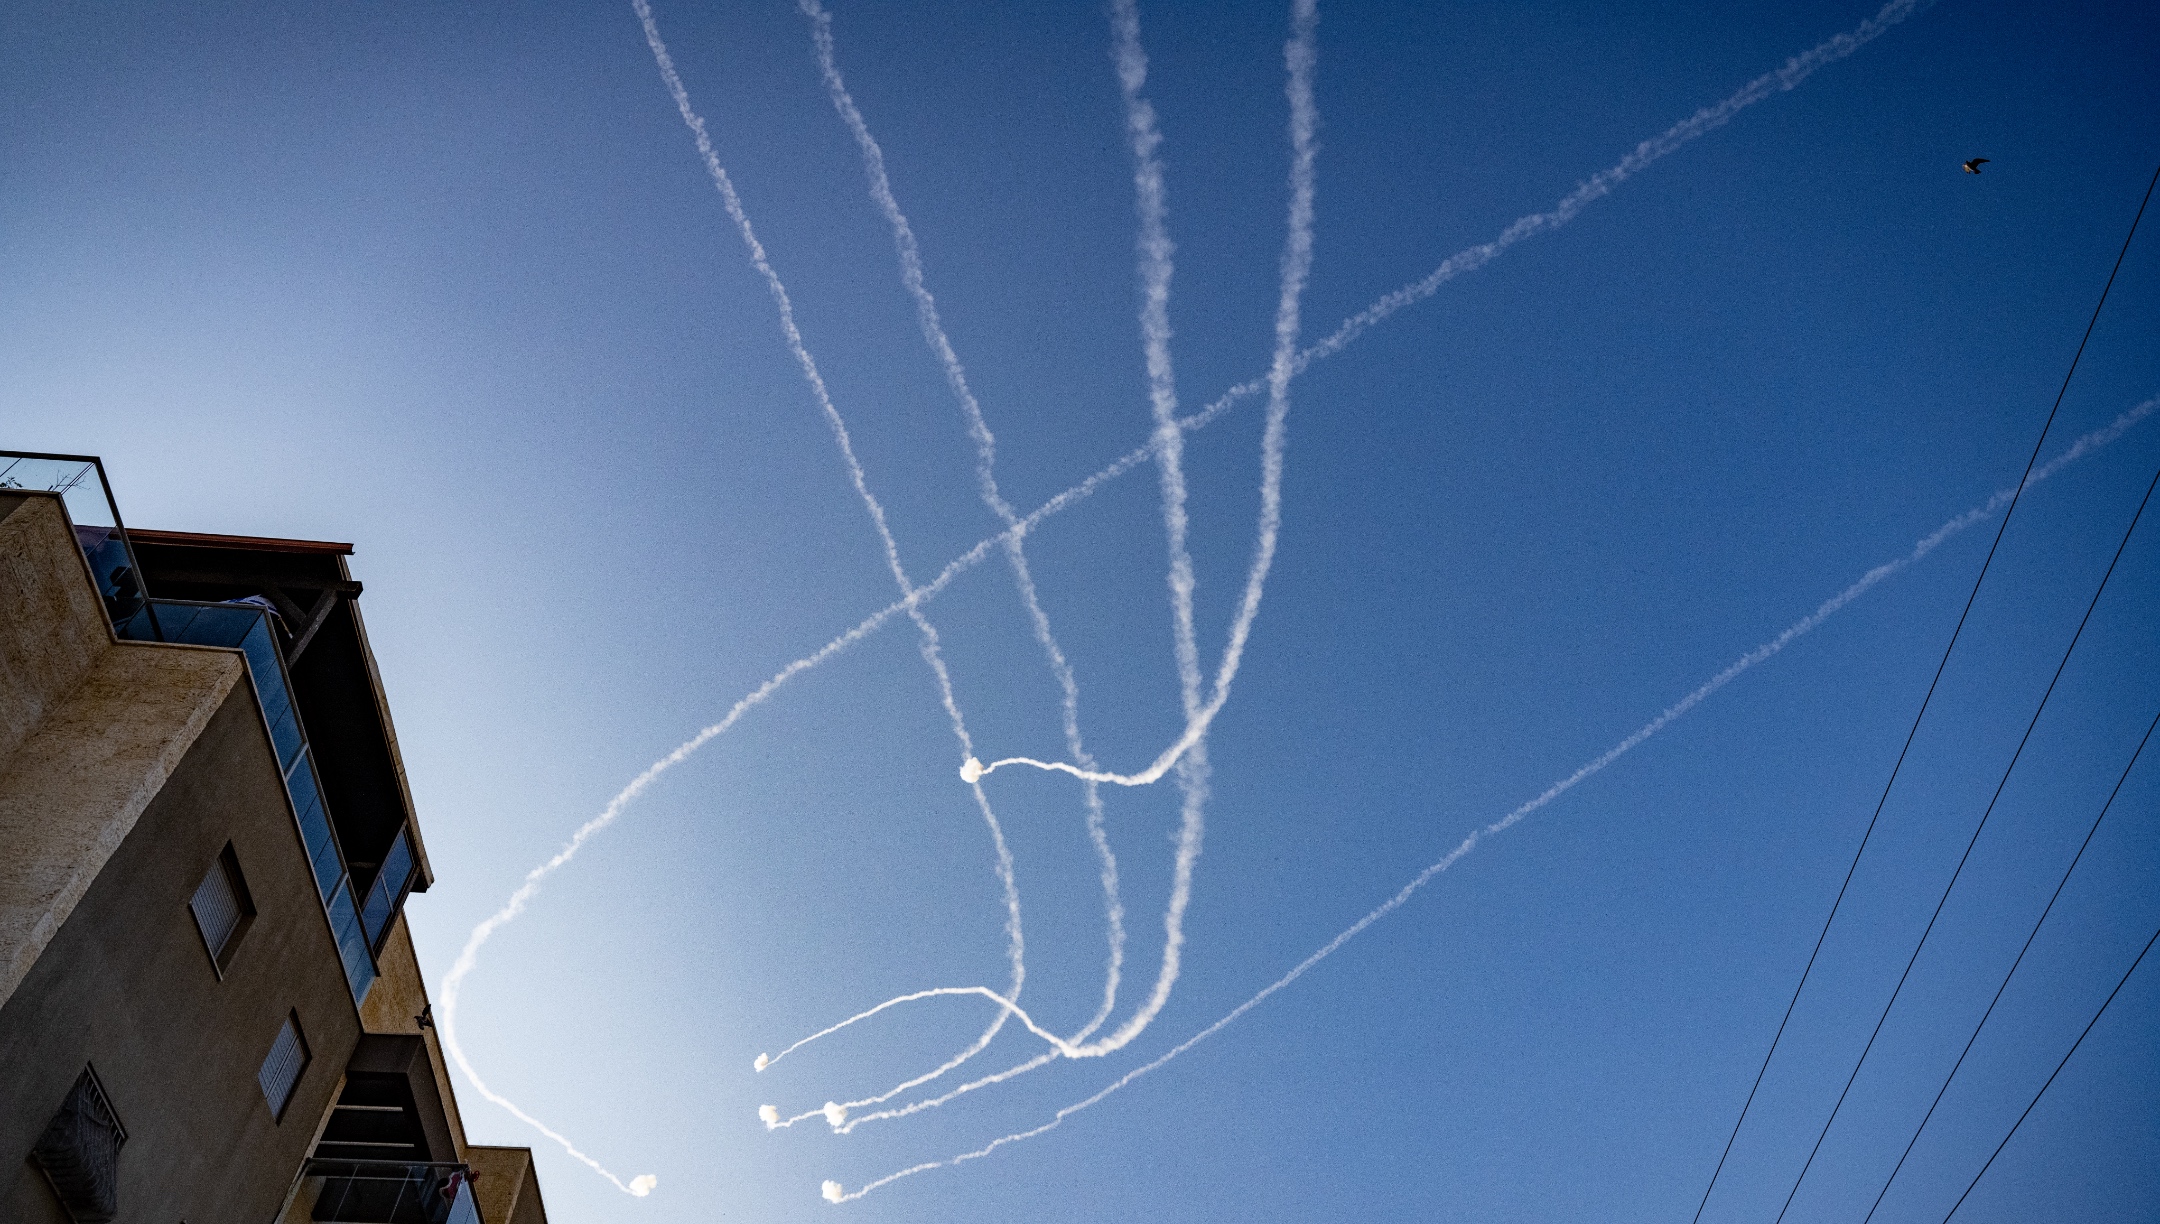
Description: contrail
xmin=823 ymin=392 xmax=2159 ymax=1202
xmin=796 ymin=0 xmax=1128 ymax=1051
xmin=964 ymin=0 xmax=1932 ymax=792
xmin=789 ymin=0 xmax=1326 ymax=1104
xmin=1110 ymin=0 xmax=1204 ymax=729
xmin=1060 ymin=0 xmax=1321 ymax=1062
xmin=631 ymin=0 xmax=1039 ymax=1117
xmin=436 ymin=561 xmax=924 ymax=1196
xmin=761 ymin=0 xmax=1268 ymax=1121
xmin=448 ymin=0 xmax=1036 ymax=1186
xmin=455 ymin=0 xmax=1949 ymax=1185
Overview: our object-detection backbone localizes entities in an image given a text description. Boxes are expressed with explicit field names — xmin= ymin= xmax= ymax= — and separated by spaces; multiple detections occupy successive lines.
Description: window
xmin=31 ymin=1065 xmax=126 ymax=1222
xmin=188 ymin=844 xmax=255 ymax=974
xmin=259 ymin=1013 xmax=310 ymax=1120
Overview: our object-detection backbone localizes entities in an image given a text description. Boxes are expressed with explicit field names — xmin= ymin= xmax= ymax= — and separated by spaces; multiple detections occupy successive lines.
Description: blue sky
xmin=5 ymin=0 xmax=2159 ymax=1220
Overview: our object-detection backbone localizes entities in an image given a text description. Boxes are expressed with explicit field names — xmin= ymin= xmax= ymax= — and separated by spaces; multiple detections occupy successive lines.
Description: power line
xmin=1764 ymin=454 xmax=2160 ymax=1223
xmin=1857 ymin=704 xmax=2160 ymax=1224
xmin=1938 ymin=920 xmax=2160 ymax=1223
xmin=1687 ymin=159 xmax=2160 ymax=1224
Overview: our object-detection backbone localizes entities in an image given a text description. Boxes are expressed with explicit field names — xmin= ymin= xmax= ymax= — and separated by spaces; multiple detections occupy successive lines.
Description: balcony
xmin=110 ymin=597 xmax=416 ymax=1002
xmin=4 ymin=450 xmax=425 ymax=1006
xmin=0 ymin=452 xmax=156 ymax=630
xmin=293 ymin=1160 xmax=482 ymax=1224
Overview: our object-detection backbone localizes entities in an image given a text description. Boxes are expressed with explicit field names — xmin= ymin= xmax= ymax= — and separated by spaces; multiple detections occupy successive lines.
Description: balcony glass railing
xmin=296 ymin=1160 xmax=482 ymax=1224
xmin=114 ymin=599 xmax=378 ymax=1004
xmin=0 ymin=451 xmax=160 ymax=636
xmin=360 ymin=827 xmax=417 ymax=952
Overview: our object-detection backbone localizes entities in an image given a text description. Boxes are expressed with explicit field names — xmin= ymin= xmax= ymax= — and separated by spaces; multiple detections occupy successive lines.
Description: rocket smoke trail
xmin=822 ymin=401 xmax=2160 ymax=1139
xmin=628 ymin=0 xmax=1038 ymax=1117
xmin=772 ymin=0 xmax=1325 ymax=1107
xmin=822 ymin=392 xmax=2156 ymax=1202
xmin=795 ymin=0 xmax=1128 ymax=1057
xmin=449 ymin=0 xmax=1954 ymax=1187
xmin=441 ymin=0 xmax=1040 ymax=1190
xmin=963 ymin=0 xmax=1933 ymax=793
xmin=1063 ymin=0 xmax=1320 ymax=1061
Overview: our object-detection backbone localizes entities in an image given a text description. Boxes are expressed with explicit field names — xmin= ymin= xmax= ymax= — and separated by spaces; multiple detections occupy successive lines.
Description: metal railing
xmin=0 ymin=451 xmax=161 ymax=639
xmin=12 ymin=450 xmax=422 ymax=1000
xmin=295 ymin=1160 xmax=482 ymax=1224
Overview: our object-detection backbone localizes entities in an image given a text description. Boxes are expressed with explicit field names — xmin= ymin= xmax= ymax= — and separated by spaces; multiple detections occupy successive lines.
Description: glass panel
xmin=361 ymin=829 xmax=415 ymax=950
xmin=359 ymin=874 xmax=394 ymax=949
xmin=446 ymin=1174 xmax=481 ymax=1224
xmin=0 ymin=456 xmax=115 ymax=529
xmin=301 ymin=1163 xmax=479 ymax=1224
xmin=380 ymin=830 xmax=414 ymax=898
xmin=288 ymin=759 xmax=345 ymax=900
xmin=75 ymin=530 xmax=138 ymax=612
xmin=327 ymin=882 xmax=376 ymax=1003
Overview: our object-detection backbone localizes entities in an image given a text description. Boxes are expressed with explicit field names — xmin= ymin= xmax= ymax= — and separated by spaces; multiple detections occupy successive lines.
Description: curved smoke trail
xmin=966 ymin=0 xmax=1933 ymax=792
xmin=446 ymin=0 xmax=1951 ymax=1193
xmin=795 ymin=0 xmax=1128 ymax=1072
xmin=823 ymin=392 xmax=2156 ymax=1203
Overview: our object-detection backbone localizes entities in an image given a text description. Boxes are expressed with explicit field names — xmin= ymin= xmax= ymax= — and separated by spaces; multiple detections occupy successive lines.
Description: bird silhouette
xmin=1963 ymin=157 xmax=1990 ymax=174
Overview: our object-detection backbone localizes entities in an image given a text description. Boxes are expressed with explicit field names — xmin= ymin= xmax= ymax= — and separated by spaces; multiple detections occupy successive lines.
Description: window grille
xmin=259 ymin=1014 xmax=310 ymax=1119
xmin=188 ymin=845 xmax=254 ymax=971
xmin=30 ymin=1066 xmax=126 ymax=1223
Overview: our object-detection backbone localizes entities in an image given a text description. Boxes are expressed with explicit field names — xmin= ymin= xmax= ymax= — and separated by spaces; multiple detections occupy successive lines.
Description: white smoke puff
xmin=629 ymin=1174 xmax=657 ymax=1196
xmin=958 ymin=757 xmax=984 ymax=784
xmin=754 ymin=1052 xmax=770 ymax=1072
xmin=822 ymin=1180 xmax=845 ymax=1203
xmin=822 ymin=1101 xmax=848 ymax=1127
xmin=758 ymin=1104 xmax=780 ymax=1127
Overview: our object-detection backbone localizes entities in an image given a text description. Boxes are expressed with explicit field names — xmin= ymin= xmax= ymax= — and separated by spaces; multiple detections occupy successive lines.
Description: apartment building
xmin=0 ymin=453 xmax=549 ymax=1224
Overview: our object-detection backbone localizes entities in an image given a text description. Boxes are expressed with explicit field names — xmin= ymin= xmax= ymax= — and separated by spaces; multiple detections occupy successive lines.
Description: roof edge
xmin=130 ymin=527 xmax=354 ymax=555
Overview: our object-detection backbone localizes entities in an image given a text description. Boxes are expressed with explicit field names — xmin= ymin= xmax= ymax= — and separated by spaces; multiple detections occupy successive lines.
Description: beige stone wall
xmin=0 ymin=687 xmax=365 ymax=1223
xmin=468 ymin=1145 xmax=551 ymax=1224
xmin=0 ymin=492 xmax=244 ymax=1010
xmin=360 ymin=913 xmax=473 ymax=1157
xmin=0 ymin=495 xmax=109 ymax=768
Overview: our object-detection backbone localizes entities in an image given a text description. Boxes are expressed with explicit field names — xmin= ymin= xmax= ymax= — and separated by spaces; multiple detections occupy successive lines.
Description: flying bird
xmin=1963 ymin=157 xmax=1990 ymax=174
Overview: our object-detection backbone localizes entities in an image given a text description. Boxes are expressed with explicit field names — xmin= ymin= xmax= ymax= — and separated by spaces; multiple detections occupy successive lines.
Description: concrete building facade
xmin=0 ymin=456 xmax=548 ymax=1224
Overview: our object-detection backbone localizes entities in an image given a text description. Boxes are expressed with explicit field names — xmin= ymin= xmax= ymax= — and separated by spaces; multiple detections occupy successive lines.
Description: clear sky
xmin=5 ymin=0 xmax=2158 ymax=1220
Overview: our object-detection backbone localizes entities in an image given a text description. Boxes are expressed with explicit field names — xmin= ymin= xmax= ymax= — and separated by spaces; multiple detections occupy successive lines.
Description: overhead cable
xmin=1767 ymin=452 xmax=2160 ymax=1224
xmin=1689 ymin=158 xmax=2160 ymax=1224
xmin=1858 ymin=703 xmax=2160 ymax=1224
xmin=1937 ymin=920 xmax=2160 ymax=1222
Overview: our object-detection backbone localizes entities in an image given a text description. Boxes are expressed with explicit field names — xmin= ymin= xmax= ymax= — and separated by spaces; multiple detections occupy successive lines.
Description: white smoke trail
xmin=1043 ymin=0 xmax=1222 ymax=1070
xmin=436 ymin=566 xmax=927 ymax=1194
xmin=760 ymin=986 xmax=1082 ymax=1080
xmin=1057 ymin=0 xmax=1320 ymax=1063
xmin=825 ymin=392 xmax=2157 ymax=1202
xmin=456 ymin=0 xmax=1951 ymax=1186
xmin=793 ymin=0 xmax=1325 ymax=1099
xmin=1111 ymin=0 xmax=1204 ymax=728
xmin=447 ymin=0 xmax=1032 ymax=1184
xmin=965 ymin=0 xmax=1932 ymax=793
xmin=753 ymin=0 xmax=1220 ymax=1121
xmin=630 ymin=0 xmax=1037 ymax=1113
xmin=796 ymin=0 xmax=1127 ymax=1051
xmin=831 ymin=400 xmax=2160 ymax=1137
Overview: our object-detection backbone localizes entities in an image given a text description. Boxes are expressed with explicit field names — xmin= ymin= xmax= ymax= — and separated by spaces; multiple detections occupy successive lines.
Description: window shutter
xmin=190 ymin=859 xmax=242 ymax=960
xmin=259 ymin=1015 xmax=310 ymax=1118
